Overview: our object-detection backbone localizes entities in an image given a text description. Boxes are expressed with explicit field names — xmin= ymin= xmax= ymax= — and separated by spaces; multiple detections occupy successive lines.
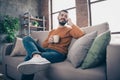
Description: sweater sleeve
xmin=69 ymin=25 xmax=85 ymax=39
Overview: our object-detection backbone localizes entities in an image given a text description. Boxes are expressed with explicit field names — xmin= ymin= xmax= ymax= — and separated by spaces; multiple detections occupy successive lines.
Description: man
xmin=17 ymin=10 xmax=85 ymax=80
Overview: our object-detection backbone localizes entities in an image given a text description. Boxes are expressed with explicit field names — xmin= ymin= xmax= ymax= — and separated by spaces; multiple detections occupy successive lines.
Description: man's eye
xmin=61 ymin=14 xmax=64 ymax=16
xmin=65 ymin=15 xmax=67 ymax=18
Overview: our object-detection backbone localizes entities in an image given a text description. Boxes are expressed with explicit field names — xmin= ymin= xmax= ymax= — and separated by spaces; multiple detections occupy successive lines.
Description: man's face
xmin=58 ymin=11 xmax=68 ymax=26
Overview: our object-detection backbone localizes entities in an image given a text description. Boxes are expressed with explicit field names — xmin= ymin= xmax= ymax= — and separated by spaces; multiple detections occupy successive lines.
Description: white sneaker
xmin=17 ymin=57 xmax=51 ymax=74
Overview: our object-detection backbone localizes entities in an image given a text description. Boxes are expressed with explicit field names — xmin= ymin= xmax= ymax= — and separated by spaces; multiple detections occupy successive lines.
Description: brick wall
xmin=39 ymin=0 xmax=49 ymax=30
xmin=0 ymin=0 xmax=88 ymax=30
xmin=76 ymin=0 xmax=88 ymax=27
xmin=0 ymin=0 xmax=40 ymax=17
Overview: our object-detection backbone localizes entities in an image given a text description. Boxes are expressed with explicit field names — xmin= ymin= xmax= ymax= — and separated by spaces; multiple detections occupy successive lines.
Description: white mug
xmin=53 ymin=35 xmax=59 ymax=43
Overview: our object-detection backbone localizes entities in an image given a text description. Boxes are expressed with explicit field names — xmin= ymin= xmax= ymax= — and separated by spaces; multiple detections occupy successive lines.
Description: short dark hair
xmin=59 ymin=10 xmax=68 ymax=13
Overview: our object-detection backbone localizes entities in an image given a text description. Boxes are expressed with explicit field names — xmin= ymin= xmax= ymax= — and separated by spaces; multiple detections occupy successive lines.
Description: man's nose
xmin=61 ymin=15 xmax=66 ymax=19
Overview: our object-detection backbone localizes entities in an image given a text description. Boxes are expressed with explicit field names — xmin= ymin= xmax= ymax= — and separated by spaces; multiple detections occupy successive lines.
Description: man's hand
xmin=67 ymin=18 xmax=74 ymax=26
xmin=48 ymin=35 xmax=54 ymax=43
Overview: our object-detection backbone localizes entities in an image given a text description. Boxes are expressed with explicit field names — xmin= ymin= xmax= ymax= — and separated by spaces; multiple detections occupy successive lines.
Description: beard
xmin=59 ymin=19 xmax=67 ymax=26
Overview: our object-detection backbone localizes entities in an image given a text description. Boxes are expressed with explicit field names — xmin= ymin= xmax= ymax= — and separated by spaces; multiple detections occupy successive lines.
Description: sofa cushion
xmin=67 ymin=31 xmax=97 ymax=68
xmin=81 ymin=30 xmax=111 ymax=69
xmin=10 ymin=37 xmax=27 ymax=56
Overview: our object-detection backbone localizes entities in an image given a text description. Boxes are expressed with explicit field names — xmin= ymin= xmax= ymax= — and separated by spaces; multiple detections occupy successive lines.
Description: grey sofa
xmin=2 ymin=22 xmax=120 ymax=80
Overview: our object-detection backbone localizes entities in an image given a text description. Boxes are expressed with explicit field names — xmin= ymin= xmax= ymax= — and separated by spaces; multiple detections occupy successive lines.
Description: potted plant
xmin=32 ymin=21 xmax=39 ymax=27
xmin=0 ymin=14 xmax=20 ymax=43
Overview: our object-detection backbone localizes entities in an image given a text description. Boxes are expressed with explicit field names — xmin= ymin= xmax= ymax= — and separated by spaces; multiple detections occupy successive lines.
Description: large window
xmin=50 ymin=0 xmax=76 ymax=29
xmin=90 ymin=0 xmax=120 ymax=33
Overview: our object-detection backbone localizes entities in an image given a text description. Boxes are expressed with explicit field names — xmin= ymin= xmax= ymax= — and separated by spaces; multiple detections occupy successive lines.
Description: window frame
xmin=88 ymin=0 xmax=106 ymax=26
xmin=88 ymin=0 xmax=120 ymax=34
xmin=50 ymin=0 xmax=76 ymax=30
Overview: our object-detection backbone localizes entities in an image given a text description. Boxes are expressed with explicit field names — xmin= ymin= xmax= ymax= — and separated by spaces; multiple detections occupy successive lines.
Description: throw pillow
xmin=10 ymin=37 xmax=27 ymax=56
xmin=81 ymin=30 xmax=111 ymax=69
xmin=67 ymin=31 xmax=97 ymax=68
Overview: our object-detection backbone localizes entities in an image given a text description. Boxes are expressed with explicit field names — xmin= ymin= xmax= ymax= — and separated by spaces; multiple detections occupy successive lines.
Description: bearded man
xmin=17 ymin=10 xmax=85 ymax=80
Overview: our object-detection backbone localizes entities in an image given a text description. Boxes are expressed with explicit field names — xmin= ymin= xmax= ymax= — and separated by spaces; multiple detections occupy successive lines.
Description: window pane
xmin=52 ymin=9 xmax=76 ymax=29
xmin=52 ymin=13 xmax=59 ymax=29
xmin=91 ymin=0 xmax=120 ymax=32
xmin=52 ymin=0 xmax=76 ymax=12
xmin=91 ymin=0 xmax=97 ymax=2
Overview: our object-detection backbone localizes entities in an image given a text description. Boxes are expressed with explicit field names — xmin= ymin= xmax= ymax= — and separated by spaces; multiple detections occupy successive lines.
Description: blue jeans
xmin=21 ymin=36 xmax=66 ymax=80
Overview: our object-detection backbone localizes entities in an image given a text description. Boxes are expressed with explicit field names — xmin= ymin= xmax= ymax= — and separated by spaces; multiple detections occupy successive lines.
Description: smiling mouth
xmin=60 ymin=19 xmax=65 ymax=21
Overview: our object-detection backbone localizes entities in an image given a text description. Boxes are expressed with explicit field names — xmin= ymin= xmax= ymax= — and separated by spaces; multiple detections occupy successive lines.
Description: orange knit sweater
xmin=42 ymin=25 xmax=84 ymax=55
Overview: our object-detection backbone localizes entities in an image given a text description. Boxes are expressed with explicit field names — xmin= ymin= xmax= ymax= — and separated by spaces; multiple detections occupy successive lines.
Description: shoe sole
xmin=17 ymin=61 xmax=50 ymax=74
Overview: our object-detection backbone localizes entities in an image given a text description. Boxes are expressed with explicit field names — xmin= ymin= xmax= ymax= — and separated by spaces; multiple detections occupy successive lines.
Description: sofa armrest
xmin=2 ymin=43 xmax=13 ymax=57
xmin=107 ymin=42 xmax=120 ymax=80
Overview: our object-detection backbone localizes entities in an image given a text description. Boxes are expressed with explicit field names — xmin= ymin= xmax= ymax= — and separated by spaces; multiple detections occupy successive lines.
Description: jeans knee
xmin=22 ymin=36 xmax=32 ymax=43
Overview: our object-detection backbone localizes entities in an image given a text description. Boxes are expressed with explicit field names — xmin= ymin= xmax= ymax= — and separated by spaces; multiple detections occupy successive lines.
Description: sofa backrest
xmin=82 ymin=22 xmax=109 ymax=35
xmin=31 ymin=22 xmax=109 ymax=50
xmin=31 ymin=31 xmax=49 ymax=45
xmin=68 ymin=22 xmax=109 ymax=49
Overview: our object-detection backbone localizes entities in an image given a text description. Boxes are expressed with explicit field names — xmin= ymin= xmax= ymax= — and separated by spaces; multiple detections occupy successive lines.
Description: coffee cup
xmin=53 ymin=35 xmax=59 ymax=43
